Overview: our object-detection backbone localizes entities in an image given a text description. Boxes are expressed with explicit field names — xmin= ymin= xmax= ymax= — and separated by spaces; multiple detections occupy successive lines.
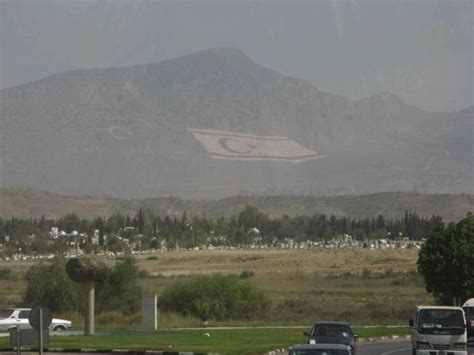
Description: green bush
xmin=361 ymin=268 xmax=372 ymax=279
xmin=23 ymin=258 xmax=79 ymax=313
xmin=23 ymin=256 xmax=144 ymax=316
xmin=0 ymin=268 xmax=12 ymax=280
xmin=239 ymin=270 xmax=255 ymax=279
xmin=137 ymin=268 xmax=151 ymax=278
xmin=158 ymin=274 xmax=271 ymax=321
xmin=95 ymin=256 xmax=142 ymax=314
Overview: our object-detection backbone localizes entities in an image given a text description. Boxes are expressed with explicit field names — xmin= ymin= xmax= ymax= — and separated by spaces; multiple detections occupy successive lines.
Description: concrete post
xmin=66 ymin=257 xmax=108 ymax=337
xmin=141 ymin=294 xmax=157 ymax=330
xmin=84 ymin=281 xmax=95 ymax=335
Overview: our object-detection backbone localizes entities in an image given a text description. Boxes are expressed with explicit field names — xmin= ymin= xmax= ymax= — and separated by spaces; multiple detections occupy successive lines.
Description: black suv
xmin=304 ymin=321 xmax=357 ymax=355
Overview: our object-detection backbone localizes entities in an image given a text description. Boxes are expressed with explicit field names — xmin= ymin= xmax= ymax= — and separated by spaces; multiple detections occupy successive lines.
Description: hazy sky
xmin=1 ymin=0 xmax=472 ymax=112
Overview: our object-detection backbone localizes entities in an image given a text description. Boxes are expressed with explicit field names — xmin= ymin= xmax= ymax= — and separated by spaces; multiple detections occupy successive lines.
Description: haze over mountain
xmin=0 ymin=48 xmax=472 ymax=198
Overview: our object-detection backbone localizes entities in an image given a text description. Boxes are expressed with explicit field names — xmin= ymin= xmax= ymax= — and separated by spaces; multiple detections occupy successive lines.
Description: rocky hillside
xmin=0 ymin=48 xmax=471 ymax=198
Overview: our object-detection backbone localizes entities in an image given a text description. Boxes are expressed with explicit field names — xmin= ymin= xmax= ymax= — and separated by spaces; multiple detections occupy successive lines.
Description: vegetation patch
xmin=159 ymin=274 xmax=271 ymax=321
xmin=0 ymin=267 xmax=12 ymax=280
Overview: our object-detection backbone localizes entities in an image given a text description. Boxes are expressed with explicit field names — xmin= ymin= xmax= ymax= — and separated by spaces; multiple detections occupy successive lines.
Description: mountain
xmin=441 ymin=105 xmax=473 ymax=162
xmin=0 ymin=48 xmax=472 ymax=198
xmin=1 ymin=188 xmax=472 ymax=221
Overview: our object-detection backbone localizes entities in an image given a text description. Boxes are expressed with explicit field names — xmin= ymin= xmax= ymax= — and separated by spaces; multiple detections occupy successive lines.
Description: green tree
xmin=57 ymin=213 xmax=81 ymax=233
xmin=106 ymin=235 xmax=129 ymax=254
xmin=23 ymin=258 xmax=79 ymax=313
xmin=95 ymin=256 xmax=142 ymax=314
xmin=238 ymin=205 xmax=269 ymax=233
xmin=417 ymin=214 xmax=474 ymax=305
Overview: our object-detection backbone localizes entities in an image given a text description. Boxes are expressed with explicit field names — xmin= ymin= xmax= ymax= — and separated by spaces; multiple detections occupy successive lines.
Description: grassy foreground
xmin=0 ymin=327 xmax=410 ymax=354
xmin=0 ymin=249 xmax=431 ymax=327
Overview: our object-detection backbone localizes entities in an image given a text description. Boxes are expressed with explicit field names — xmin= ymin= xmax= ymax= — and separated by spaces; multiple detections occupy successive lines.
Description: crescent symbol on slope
xmin=218 ymin=137 xmax=257 ymax=154
xmin=108 ymin=126 xmax=132 ymax=140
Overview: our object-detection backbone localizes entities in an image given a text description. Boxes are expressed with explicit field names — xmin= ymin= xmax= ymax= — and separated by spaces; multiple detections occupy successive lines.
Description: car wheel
xmin=53 ymin=325 xmax=66 ymax=331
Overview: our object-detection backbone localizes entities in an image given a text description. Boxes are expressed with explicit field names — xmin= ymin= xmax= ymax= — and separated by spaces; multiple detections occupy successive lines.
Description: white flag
xmin=187 ymin=128 xmax=325 ymax=163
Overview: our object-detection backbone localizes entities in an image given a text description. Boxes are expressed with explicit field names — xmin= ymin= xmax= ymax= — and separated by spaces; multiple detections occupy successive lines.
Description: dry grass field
xmin=135 ymin=248 xmax=419 ymax=277
xmin=133 ymin=248 xmax=430 ymax=325
xmin=0 ymin=248 xmax=431 ymax=326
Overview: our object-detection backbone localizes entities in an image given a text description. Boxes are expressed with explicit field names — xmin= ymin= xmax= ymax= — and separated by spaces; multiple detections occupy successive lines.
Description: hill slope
xmin=1 ymin=48 xmax=472 ymax=198
xmin=1 ymin=188 xmax=472 ymax=221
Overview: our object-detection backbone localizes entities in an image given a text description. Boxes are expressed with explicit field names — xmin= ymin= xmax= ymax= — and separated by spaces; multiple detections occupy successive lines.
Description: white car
xmin=0 ymin=308 xmax=72 ymax=332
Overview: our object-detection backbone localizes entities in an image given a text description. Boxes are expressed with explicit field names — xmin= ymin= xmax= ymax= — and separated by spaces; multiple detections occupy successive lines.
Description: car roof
xmin=291 ymin=344 xmax=350 ymax=350
xmin=416 ymin=306 xmax=464 ymax=311
xmin=312 ymin=321 xmax=350 ymax=326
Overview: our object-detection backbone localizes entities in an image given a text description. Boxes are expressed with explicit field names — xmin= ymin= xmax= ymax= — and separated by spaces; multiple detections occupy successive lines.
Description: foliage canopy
xmin=95 ymin=256 xmax=142 ymax=314
xmin=23 ymin=256 xmax=142 ymax=315
xmin=23 ymin=258 xmax=79 ymax=313
xmin=417 ymin=214 xmax=474 ymax=304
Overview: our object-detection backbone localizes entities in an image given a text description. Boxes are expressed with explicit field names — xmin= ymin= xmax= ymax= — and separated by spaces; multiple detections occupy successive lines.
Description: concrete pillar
xmin=84 ymin=281 xmax=95 ymax=335
xmin=141 ymin=294 xmax=157 ymax=330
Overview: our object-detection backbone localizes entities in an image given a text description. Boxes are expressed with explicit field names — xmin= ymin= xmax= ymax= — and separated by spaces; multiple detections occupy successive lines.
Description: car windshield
xmin=312 ymin=325 xmax=351 ymax=337
xmin=0 ymin=309 xmax=13 ymax=319
xmin=418 ymin=309 xmax=465 ymax=329
xmin=291 ymin=350 xmax=349 ymax=355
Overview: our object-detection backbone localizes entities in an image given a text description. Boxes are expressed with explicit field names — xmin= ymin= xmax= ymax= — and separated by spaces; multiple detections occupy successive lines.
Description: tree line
xmin=0 ymin=206 xmax=444 ymax=255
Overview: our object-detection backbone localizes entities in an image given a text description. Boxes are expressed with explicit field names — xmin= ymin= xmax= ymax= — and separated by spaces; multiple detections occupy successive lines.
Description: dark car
xmin=304 ymin=321 xmax=357 ymax=355
xmin=288 ymin=343 xmax=352 ymax=355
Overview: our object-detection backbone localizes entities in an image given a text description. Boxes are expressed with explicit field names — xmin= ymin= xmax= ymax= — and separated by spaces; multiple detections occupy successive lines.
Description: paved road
xmin=359 ymin=341 xmax=411 ymax=355
xmin=1 ymin=340 xmax=472 ymax=354
xmin=358 ymin=341 xmax=474 ymax=355
xmin=0 ymin=345 xmax=473 ymax=354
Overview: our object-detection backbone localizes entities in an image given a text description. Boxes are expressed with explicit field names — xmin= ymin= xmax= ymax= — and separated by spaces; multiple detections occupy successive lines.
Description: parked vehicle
xmin=0 ymin=308 xmax=72 ymax=332
xmin=462 ymin=299 xmax=474 ymax=338
xmin=304 ymin=321 xmax=357 ymax=355
xmin=288 ymin=343 xmax=352 ymax=355
xmin=409 ymin=306 xmax=467 ymax=355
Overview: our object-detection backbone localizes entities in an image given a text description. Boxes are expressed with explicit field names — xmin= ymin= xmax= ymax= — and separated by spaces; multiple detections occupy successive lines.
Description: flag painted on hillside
xmin=187 ymin=128 xmax=325 ymax=163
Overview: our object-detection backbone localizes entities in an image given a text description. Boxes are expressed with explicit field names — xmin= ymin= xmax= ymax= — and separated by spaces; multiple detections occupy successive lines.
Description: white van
xmin=463 ymin=299 xmax=474 ymax=338
xmin=409 ymin=306 xmax=467 ymax=355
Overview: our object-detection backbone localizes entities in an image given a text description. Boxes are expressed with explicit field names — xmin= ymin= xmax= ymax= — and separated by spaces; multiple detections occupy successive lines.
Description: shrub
xmin=158 ymin=274 xmax=270 ymax=321
xmin=239 ymin=270 xmax=255 ymax=279
xmin=361 ymin=268 xmax=372 ymax=279
xmin=95 ymin=256 xmax=142 ymax=314
xmin=23 ymin=258 xmax=79 ymax=313
xmin=137 ymin=268 xmax=151 ymax=278
xmin=0 ymin=268 xmax=12 ymax=280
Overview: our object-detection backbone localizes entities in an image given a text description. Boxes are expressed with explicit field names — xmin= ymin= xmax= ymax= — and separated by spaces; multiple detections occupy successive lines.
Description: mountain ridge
xmin=1 ymin=48 xmax=472 ymax=198
xmin=0 ymin=187 xmax=472 ymax=222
